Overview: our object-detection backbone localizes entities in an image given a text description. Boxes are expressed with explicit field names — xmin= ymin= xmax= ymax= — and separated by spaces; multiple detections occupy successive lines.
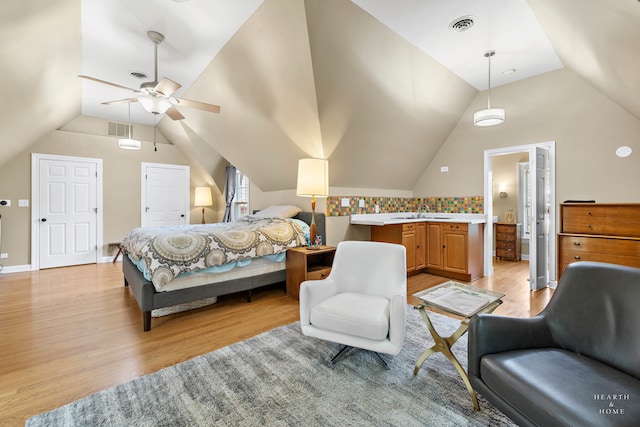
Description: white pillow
xmin=254 ymin=205 xmax=302 ymax=218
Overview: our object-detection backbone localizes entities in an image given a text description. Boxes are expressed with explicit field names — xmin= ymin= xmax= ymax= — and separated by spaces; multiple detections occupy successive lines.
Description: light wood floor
xmin=0 ymin=258 xmax=553 ymax=426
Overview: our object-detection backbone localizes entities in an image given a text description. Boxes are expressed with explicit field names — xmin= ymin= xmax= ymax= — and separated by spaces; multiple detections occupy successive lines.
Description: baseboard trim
xmin=0 ymin=264 xmax=32 ymax=274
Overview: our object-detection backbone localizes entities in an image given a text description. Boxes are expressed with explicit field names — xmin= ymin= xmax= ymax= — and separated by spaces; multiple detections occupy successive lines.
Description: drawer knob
xmin=573 ymin=241 xmax=581 ymax=246
xmin=321 ymin=273 xmax=327 ymax=278
xmin=574 ymin=256 xmax=581 ymax=260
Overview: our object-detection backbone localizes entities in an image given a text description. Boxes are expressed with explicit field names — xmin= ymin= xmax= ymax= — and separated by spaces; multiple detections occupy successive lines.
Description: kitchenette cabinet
xmin=353 ymin=213 xmax=489 ymax=280
xmin=425 ymin=222 xmax=484 ymax=281
xmin=371 ymin=222 xmax=425 ymax=272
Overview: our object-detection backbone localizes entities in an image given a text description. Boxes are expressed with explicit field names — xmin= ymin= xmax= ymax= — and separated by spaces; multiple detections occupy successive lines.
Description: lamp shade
xmin=194 ymin=187 xmax=213 ymax=207
xmin=473 ymin=108 xmax=506 ymax=127
xmin=296 ymin=158 xmax=329 ymax=198
xmin=117 ymin=138 xmax=142 ymax=150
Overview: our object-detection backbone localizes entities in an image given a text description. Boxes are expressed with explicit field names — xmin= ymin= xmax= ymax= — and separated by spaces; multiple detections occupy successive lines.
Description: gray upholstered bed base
xmin=123 ymin=213 xmax=324 ymax=331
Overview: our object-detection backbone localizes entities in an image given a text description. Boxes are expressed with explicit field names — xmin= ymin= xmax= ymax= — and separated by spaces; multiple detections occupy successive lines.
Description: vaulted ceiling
xmin=2 ymin=0 xmax=639 ymax=193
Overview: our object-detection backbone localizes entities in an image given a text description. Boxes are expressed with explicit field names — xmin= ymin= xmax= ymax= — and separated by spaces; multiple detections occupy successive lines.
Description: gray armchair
xmin=468 ymin=261 xmax=640 ymax=427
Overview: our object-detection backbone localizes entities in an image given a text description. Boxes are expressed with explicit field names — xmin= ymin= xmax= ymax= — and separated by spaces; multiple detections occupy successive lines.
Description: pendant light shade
xmin=118 ymin=103 xmax=142 ymax=150
xmin=474 ymin=50 xmax=505 ymax=127
xmin=473 ymin=108 xmax=505 ymax=127
xmin=118 ymin=138 xmax=142 ymax=150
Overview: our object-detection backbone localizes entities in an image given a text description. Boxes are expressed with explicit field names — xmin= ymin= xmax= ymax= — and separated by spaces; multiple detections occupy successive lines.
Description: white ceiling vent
xmin=108 ymin=122 xmax=133 ymax=138
xmin=449 ymin=16 xmax=475 ymax=32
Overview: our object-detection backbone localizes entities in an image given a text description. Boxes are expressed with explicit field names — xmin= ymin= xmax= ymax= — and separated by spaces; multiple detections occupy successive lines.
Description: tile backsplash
xmin=326 ymin=196 xmax=483 ymax=216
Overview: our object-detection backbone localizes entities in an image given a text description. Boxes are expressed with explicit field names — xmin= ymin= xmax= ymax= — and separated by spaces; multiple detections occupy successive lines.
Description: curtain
xmin=223 ymin=165 xmax=237 ymax=222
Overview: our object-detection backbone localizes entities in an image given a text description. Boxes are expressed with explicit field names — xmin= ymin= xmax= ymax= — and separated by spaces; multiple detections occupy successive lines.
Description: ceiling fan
xmin=79 ymin=30 xmax=220 ymax=121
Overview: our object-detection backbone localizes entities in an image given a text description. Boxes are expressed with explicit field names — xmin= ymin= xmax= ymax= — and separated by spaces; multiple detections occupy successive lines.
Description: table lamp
xmin=296 ymin=158 xmax=329 ymax=246
xmin=194 ymin=186 xmax=213 ymax=224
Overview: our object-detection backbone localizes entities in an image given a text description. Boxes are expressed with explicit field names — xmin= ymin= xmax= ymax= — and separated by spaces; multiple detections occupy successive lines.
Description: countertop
xmin=349 ymin=213 xmax=495 ymax=226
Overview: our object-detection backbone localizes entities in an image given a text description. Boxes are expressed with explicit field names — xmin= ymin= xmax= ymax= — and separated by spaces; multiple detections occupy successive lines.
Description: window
xmin=233 ymin=169 xmax=250 ymax=220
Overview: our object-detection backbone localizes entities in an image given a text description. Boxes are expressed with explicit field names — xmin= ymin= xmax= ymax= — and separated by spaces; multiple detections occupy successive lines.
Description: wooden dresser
xmin=557 ymin=203 xmax=640 ymax=280
xmin=495 ymin=223 xmax=521 ymax=261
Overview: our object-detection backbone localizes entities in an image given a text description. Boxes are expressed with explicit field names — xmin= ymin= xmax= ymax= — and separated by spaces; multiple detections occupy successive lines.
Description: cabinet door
xmin=402 ymin=230 xmax=416 ymax=272
xmin=415 ymin=223 xmax=426 ymax=270
xmin=443 ymin=230 xmax=468 ymax=273
xmin=426 ymin=223 xmax=443 ymax=269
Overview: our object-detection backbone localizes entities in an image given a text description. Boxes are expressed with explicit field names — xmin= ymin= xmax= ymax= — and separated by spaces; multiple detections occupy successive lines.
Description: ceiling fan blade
xmin=102 ymin=98 xmax=139 ymax=106
xmin=154 ymin=77 xmax=181 ymax=97
xmin=166 ymin=107 xmax=185 ymax=121
xmin=78 ymin=75 xmax=137 ymax=92
xmin=175 ymin=98 xmax=221 ymax=114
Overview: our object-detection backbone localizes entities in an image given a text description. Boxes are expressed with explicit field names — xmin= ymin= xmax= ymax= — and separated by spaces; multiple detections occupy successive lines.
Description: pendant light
xmin=473 ymin=50 xmax=505 ymax=127
xmin=118 ymin=104 xmax=142 ymax=150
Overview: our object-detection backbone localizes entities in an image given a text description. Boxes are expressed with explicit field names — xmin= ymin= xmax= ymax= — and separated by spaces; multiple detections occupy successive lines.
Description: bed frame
xmin=123 ymin=213 xmax=325 ymax=331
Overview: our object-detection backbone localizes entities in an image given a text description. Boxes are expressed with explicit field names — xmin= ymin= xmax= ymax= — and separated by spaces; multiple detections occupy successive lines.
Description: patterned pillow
xmin=254 ymin=205 xmax=302 ymax=218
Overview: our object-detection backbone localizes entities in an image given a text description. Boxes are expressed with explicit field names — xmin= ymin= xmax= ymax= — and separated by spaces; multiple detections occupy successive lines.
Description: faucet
xmin=417 ymin=204 xmax=430 ymax=218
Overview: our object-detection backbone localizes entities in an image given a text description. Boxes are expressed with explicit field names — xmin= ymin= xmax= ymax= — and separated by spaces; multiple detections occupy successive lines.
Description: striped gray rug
xmin=27 ymin=308 xmax=515 ymax=427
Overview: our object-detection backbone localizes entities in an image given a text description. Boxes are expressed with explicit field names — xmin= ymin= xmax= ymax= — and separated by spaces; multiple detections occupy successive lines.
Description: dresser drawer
xmin=559 ymin=236 xmax=640 ymax=256
xmin=402 ymin=223 xmax=416 ymax=231
xmin=496 ymin=224 xmax=517 ymax=234
xmin=559 ymin=251 xmax=640 ymax=275
xmin=306 ymin=267 xmax=331 ymax=281
xmin=496 ymin=248 xmax=517 ymax=258
xmin=496 ymin=232 xmax=516 ymax=242
xmin=496 ymin=240 xmax=515 ymax=250
xmin=561 ymin=205 xmax=640 ymax=237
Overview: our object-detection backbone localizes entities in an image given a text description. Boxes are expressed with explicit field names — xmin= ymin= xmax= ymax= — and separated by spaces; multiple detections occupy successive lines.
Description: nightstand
xmin=286 ymin=246 xmax=336 ymax=300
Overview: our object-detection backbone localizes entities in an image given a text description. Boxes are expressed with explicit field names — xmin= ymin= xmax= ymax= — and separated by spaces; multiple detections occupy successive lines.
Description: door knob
xmin=41 ymin=218 xmax=47 ymax=222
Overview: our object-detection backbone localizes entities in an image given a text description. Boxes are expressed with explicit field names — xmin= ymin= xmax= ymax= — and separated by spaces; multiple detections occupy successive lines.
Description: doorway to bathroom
xmin=483 ymin=141 xmax=557 ymax=290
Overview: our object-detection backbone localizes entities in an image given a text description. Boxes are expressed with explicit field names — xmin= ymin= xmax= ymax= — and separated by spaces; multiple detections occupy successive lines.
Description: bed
xmin=122 ymin=210 xmax=325 ymax=331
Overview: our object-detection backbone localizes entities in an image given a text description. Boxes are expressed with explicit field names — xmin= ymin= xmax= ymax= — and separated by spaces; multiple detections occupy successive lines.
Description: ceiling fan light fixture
xmin=138 ymin=95 xmax=173 ymax=115
xmin=474 ymin=50 xmax=505 ymax=127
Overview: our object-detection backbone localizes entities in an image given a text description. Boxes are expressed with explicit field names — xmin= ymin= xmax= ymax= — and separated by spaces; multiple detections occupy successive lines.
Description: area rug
xmin=27 ymin=308 xmax=515 ymax=427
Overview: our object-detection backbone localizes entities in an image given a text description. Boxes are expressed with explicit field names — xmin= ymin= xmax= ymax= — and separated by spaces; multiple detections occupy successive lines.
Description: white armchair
xmin=299 ymin=241 xmax=407 ymax=366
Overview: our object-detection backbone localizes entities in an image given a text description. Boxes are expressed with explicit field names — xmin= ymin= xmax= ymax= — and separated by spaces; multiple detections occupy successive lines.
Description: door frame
xmin=31 ymin=153 xmax=104 ymax=270
xmin=483 ymin=141 xmax=557 ymax=288
xmin=140 ymin=162 xmax=190 ymax=227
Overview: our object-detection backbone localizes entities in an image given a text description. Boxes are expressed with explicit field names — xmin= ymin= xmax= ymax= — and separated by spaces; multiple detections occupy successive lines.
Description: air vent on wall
xmin=108 ymin=122 xmax=133 ymax=138
xmin=449 ymin=16 xmax=475 ymax=32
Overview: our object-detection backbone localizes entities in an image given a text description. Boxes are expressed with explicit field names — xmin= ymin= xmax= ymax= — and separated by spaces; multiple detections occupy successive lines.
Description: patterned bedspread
xmin=122 ymin=217 xmax=307 ymax=290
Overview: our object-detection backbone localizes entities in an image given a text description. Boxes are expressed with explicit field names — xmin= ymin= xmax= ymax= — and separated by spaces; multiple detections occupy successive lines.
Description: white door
xmin=484 ymin=142 xmax=556 ymax=286
xmin=37 ymin=156 xmax=100 ymax=269
xmin=141 ymin=163 xmax=189 ymax=226
xmin=529 ymin=147 xmax=549 ymax=291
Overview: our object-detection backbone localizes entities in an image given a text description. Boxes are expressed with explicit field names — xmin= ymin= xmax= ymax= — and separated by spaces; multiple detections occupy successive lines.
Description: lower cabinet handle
xmin=574 ymin=256 xmax=581 ymax=260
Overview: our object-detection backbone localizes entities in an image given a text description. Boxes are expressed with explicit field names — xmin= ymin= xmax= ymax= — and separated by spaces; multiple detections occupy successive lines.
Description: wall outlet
xmin=440 ymin=166 xmax=449 ymax=173
xmin=0 ymin=253 xmax=8 ymax=259
xmin=341 ymin=197 xmax=350 ymax=207
xmin=18 ymin=199 xmax=29 ymax=207
xmin=358 ymin=199 xmax=365 ymax=208
xmin=0 ymin=199 xmax=10 ymax=206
